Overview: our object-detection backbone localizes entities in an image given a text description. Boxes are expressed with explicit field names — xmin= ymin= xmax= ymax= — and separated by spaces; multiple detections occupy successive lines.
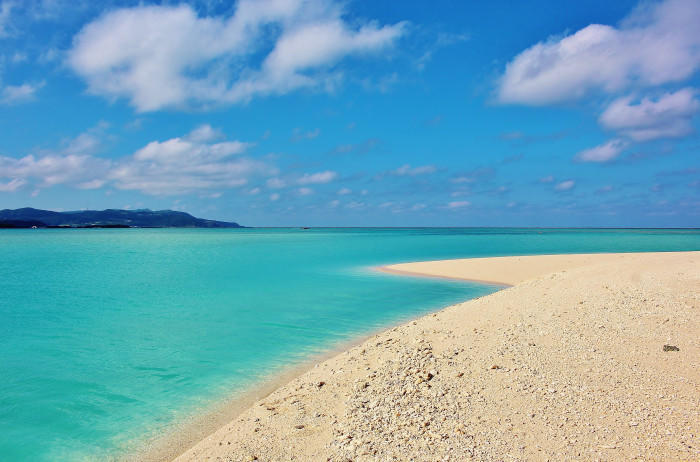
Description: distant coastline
xmin=0 ymin=208 xmax=243 ymax=229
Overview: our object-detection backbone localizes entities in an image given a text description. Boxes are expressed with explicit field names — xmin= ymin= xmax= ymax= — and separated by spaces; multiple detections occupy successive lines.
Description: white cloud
xmin=498 ymin=0 xmax=700 ymax=104
xmin=447 ymin=200 xmax=470 ymax=209
xmin=298 ymin=170 xmax=337 ymax=184
xmin=599 ymin=88 xmax=699 ymax=141
xmin=0 ymin=152 xmax=110 ymax=188
xmin=576 ymin=139 xmax=627 ymax=163
xmin=291 ymin=127 xmax=321 ymax=141
xmin=1 ymin=82 xmax=42 ymax=104
xmin=337 ymin=187 xmax=351 ymax=195
xmin=555 ymin=180 xmax=575 ymax=191
xmin=297 ymin=187 xmax=313 ymax=196
xmin=11 ymin=52 xmax=26 ymax=63
xmin=68 ymin=1 xmax=407 ymax=111
xmin=0 ymin=1 xmax=13 ymax=37
xmin=187 ymin=124 xmax=224 ymax=143
xmin=0 ymin=178 xmax=26 ymax=192
xmin=346 ymin=201 xmax=365 ymax=209
xmin=266 ymin=177 xmax=286 ymax=189
xmin=269 ymin=192 xmax=280 ymax=201
xmin=392 ymin=164 xmax=436 ymax=176
xmin=0 ymin=126 xmax=111 ymax=190
xmin=109 ymin=126 xmax=270 ymax=195
xmin=539 ymin=175 xmax=555 ymax=183
xmin=0 ymin=124 xmax=274 ymax=196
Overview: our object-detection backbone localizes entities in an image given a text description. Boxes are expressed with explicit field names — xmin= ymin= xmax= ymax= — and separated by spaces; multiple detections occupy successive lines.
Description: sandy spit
xmin=173 ymin=251 xmax=699 ymax=461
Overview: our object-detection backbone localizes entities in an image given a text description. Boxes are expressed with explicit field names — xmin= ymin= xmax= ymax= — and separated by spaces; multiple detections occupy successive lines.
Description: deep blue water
xmin=0 ymin=228 xmax=698 ymax=461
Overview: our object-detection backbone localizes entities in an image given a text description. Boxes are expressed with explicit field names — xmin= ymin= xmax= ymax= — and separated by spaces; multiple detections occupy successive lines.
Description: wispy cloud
xmin=576 ymin=139 xmax=628 ymax=163
xmin=1 ymin=82 xmax=43 ymax=104
xmin=266 ymin=177 xmax=286 ymax=189
xmin=298 ymin=170 xmax=337 ymax=185
xmin=330 ymin=138 xmax=380 ymax=155
xmin=0 ymin=177 xmax=26 ymax=192
xmin=392 ymin=164 xmax=436 ymax=176
xmin=447 ymin=200 xmax=470 ymax=209
xmin=555 ymin=180 xmax=575 ymax=191
xmin=0 ymin=1 xmax=14 ymax=37
xmin=290 ymin=128 xmax=320 ymax=142
xmin=297 ymin=187 xmax=313 ymax=196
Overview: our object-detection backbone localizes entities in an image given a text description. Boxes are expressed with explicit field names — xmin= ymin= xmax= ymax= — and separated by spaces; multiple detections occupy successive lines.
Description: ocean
xmin=1 ymin=228 xmax=698 ymax=461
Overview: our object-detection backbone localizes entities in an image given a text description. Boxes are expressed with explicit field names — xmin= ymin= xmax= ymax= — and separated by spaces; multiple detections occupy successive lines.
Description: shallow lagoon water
xmin=1 ymin=228 xmax=698 ymax=461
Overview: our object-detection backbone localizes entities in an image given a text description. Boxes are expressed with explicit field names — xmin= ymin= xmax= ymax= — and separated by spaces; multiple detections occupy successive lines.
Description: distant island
xmin=0 ymin=208 xmax=243 ymax=228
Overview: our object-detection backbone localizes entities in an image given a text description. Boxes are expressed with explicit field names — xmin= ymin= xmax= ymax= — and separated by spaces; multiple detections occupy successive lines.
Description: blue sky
xmin=0 ymin=0 xmax=698 ymax=226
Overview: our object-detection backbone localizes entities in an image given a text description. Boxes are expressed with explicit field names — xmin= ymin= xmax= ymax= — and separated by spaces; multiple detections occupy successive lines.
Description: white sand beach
xmin=171 ymin=251 xmax=699 ymax=461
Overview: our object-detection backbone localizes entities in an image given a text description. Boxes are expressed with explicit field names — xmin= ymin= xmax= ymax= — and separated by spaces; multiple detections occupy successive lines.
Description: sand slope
xmin=174 ymin=251 xmax=699 ymax=461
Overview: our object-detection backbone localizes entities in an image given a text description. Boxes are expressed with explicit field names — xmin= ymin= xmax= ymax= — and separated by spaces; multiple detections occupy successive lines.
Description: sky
xmin=0 ymin=0 xmax=698 ymax=227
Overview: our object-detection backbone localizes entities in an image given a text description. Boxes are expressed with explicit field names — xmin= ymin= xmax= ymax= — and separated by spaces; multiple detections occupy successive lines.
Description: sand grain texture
xmin=174 ymin=251 xmax=700 ymax=461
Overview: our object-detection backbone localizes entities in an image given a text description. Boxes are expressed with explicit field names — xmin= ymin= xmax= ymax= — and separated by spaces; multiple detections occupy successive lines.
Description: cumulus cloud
xmin=392 ymin=164 xmax=436 ymax=176
xmin=599 ymin=88 xmax=699 ymax=141
xmin=109 ymin=126 xmax=270 ymax=195
xmin=498 ymin=0 xmax=700 ymax=104
xmin=337 ymin=187 xmax=351 ymax=195
xmin=576 ymin=139 xmax=628 ymax=163
xmin=0 ymin=126 xmax=111 ymax=190
xmin=68 ymin=0 xmax=407 ymax=111
xmin=555 ymin=180 xmax=575 ymax=191
xmin=0 ymin=152 xmax=110 ymax=189
xmin=0 ymin=124 xmax=274 ymax=196
xmin=298 ymin=170 xmax=337 ymax=184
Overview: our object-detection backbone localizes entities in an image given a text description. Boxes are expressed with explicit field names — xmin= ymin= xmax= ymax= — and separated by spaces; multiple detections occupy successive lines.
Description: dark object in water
xmin=663 ymin=344 xmax=680 ymax=352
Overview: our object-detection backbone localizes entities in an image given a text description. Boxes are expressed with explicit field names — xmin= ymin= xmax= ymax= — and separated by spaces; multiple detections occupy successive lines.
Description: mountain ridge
xmin=0 ymin=208 xmax=243 ymax=228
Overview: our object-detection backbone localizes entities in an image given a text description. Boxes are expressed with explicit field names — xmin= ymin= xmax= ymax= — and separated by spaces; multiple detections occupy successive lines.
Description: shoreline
xmin=127 ymin=320 xmax=420 ymax=462
xmin=128 ymin=265 xmax=496 ymax=462
xmin=162 ymin=251 xmax=698 ymax=461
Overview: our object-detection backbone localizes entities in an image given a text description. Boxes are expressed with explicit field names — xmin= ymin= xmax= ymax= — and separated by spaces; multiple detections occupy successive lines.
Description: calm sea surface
xmin=1 ymin=228 xmax=699 ymax=461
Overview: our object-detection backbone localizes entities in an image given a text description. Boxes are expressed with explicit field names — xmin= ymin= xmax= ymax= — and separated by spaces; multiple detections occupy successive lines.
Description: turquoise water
xmin=1 ymin=228 xmax=699 ymax=461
